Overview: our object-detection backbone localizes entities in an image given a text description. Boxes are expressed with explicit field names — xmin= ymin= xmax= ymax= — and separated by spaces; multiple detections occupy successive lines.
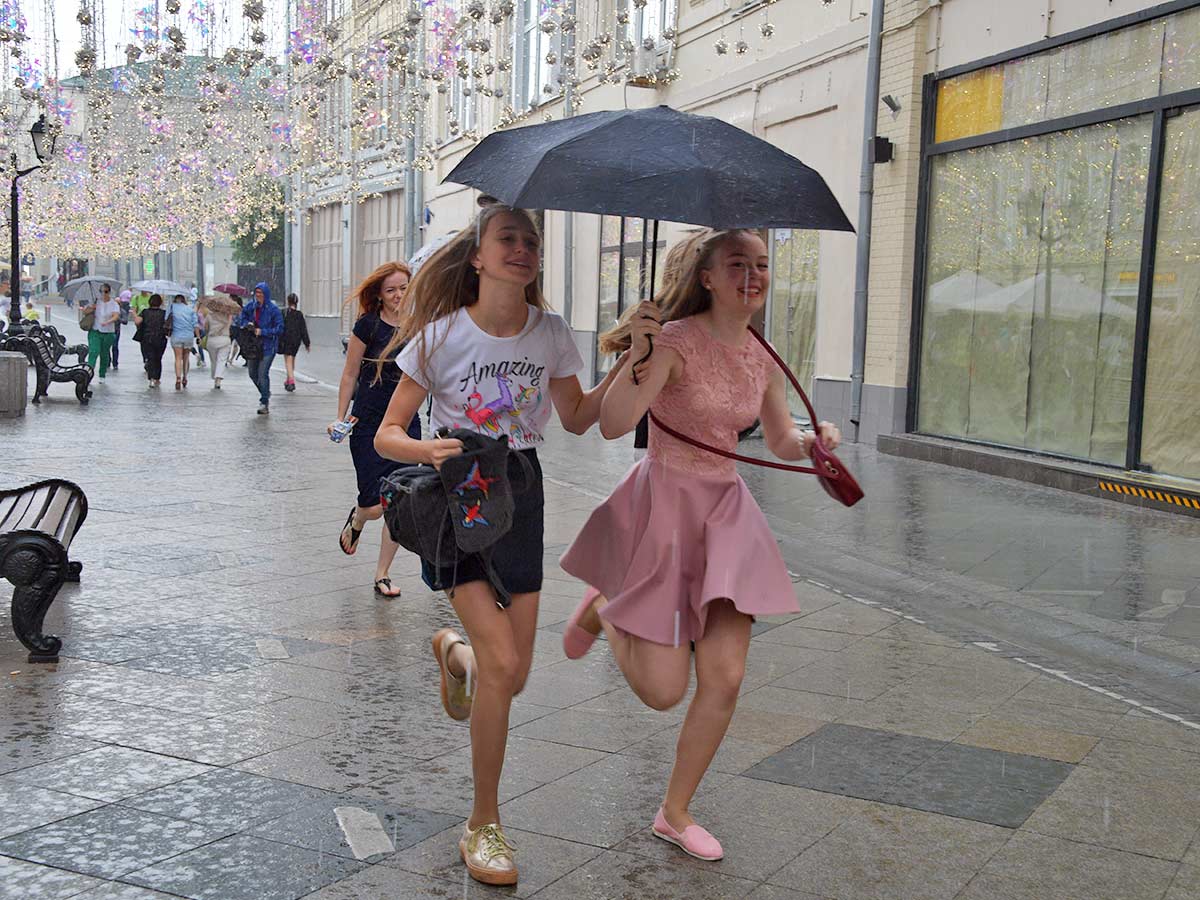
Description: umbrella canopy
xmin=213 ymin=282 xmax=248 ymax=297
xmin=132 ymin=279 xmax=190 ymax=298
xmin=444 ymin=105 xmax=854 ymax=232
xmin=198 ymin=294 xmax=243 ymax=316
xmin=61 ymin=275 xmax=122 ymax=303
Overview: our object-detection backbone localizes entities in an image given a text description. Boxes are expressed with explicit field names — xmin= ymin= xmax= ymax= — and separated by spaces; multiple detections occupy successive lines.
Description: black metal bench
xmin=37 ymin=324 xmax=88 ymax=366
xmin=0 ymin=479 xmax=87 ymax=661
xmin=3 ymin=327 xmax=94 ymax=405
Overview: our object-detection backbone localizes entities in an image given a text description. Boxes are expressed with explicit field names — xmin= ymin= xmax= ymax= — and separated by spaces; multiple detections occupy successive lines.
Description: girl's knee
xmin=476 ymin=648 xmax=521 ymax=693
xmin=634 ymin=676 xmax=689 ymax=711
xmin=701 ymin=660 xmax=745 ymax=705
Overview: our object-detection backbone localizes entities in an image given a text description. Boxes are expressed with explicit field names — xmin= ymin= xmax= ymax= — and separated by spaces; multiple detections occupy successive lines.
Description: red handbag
xmin=647 ymin=326 xmax=864 ymax=507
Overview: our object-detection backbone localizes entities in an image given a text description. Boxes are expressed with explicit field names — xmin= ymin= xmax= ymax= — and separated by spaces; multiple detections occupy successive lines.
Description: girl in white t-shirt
xmin=375 ymin=205 xmax=629 ymax=887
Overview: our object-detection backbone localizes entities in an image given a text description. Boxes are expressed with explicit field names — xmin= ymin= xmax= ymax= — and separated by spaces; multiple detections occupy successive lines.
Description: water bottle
xmin=330 ymin=419 xmax=354 ymax=443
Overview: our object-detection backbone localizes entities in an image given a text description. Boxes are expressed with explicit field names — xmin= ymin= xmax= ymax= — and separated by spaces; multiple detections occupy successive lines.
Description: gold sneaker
xmin=431 ymin=628 xmax=472 ymax=721
xmin=459 ymin=822 xmax=518 ymax=885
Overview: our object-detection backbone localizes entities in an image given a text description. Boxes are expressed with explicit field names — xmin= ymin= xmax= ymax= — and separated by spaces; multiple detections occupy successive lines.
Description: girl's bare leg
xmin=580 ymin=594 xmax=692 ymax=711
xmin=444 ymin=583 xmax=540 ymax=828
xmin=662 ymin=600 xmax=751 ymax=831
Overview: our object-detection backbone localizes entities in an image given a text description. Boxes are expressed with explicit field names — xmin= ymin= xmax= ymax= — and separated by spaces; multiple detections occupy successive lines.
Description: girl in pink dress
xmin=560 ymin=228 xmax=841 ymax=861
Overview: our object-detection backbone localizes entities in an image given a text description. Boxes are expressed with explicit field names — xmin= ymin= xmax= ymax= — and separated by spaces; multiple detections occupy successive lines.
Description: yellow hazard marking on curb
xmin=1099 ymin=481 xmax=1200 ymax=509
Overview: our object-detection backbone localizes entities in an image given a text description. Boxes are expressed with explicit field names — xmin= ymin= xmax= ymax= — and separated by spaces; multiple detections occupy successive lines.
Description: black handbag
xmin=380 ymin=429 xmax=535 ymax=605
xmin=238 ymin=325 xmax=262 ymax=359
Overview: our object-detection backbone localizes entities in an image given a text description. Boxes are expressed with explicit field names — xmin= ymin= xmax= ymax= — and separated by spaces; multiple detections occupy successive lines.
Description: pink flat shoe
xmin=652 ymin=808 xmax=724 ymax=861
xmin=563 ymin=587 xmax=602 ymax=660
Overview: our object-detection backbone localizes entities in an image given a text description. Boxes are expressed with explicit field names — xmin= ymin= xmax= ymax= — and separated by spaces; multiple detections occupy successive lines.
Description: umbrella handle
xmin=631 ymin=334 xmax=654 ymax=386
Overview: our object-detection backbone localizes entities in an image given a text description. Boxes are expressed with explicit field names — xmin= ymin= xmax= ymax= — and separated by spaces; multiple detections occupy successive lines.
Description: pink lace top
xmin=647 ymin=318 xmax=774 ymax=477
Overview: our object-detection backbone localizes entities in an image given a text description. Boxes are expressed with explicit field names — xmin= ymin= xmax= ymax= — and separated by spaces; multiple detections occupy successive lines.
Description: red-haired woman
xmin=330 ymin=261 xmax=421 ymax=598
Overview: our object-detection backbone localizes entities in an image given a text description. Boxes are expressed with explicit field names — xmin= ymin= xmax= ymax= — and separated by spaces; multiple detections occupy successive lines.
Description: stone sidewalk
xmin=0 ymin=339 xmax=1199 ymax=899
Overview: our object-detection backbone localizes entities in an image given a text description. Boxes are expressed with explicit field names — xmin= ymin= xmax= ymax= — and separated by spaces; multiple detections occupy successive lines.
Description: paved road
xmin=37 ymin=304 xmax=1200 ymax=720
xmin=2 ymin=313 xmax=1200 ymax=898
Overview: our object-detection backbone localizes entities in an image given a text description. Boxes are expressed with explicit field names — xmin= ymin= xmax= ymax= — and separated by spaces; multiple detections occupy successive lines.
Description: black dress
xmin=279 ymin=308 xmax=310 ymax=356
xmin=138 ymin=308 xmax=168 ymax=381
xmin=348 ymin=312 xmax=421 ymax=507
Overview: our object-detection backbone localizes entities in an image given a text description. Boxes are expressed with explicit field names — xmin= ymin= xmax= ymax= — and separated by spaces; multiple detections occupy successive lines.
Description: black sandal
xmin=339 ymin=508 xmax=362 ymax=555
xmin=374 ymin=578 xmax=401 ymax=598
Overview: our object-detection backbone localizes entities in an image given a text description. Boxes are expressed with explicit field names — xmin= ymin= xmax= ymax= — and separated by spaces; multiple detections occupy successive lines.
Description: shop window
xmin=1140 ymin=107 xmax=1200 ymax=479
xmin=935 ymin=12 xmax=1179 ymax=143
xmin=768 ymin=229 xmax=818 ymax=418
xmin=917 ymin=116 xmax=1152 ymax=464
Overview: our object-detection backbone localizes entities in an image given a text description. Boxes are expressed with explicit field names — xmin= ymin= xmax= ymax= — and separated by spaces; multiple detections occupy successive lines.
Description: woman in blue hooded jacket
xmin=234 ymin=282 xmax=285 ymax=415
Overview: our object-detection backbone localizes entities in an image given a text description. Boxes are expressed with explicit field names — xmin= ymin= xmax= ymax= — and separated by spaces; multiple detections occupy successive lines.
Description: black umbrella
xmin=444 ymin=104 xmax=854 ymax=233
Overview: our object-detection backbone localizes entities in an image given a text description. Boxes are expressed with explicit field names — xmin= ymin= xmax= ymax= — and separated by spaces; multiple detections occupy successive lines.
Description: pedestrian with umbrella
xmin=373 ymin=204 xmax=633 ymax=887
xmin=79 ymin=282 xmax=122 ymax=383
xmin=132 ymin=293 xmax=169 ymax=387
xmin=198 ymin=294 xmax=240 ymax=389
xmin=446 ymin=104 xmax=855 ymax=867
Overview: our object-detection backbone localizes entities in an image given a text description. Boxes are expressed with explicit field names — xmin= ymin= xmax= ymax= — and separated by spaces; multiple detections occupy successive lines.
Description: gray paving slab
xmin=881 ymin=743 xmax=1073 ymax=828
xmin=769 ymin=803 xmax=1010 ymax=900
xmin=0 ymin=805 xmax=232 ymax=880
xmin=122 ymin=833 xmax=367 ymax=900
xmin=0 ymin=783 xmax=105 ymax=839
xmin=0 ymin=854 xmax=107 ymax=899
xmin=247 ymin=793 xmax=459 ymax=862
xmin=744 ymin=724 xmax=1072 ymax=828
xmin=1 ymin=746 xmax=213 ymax=803
xmin=957 ymin=830 xmax=1178 ymax=900
xmin=122 ymin=768 xmax=333 ymax=831
xmin=526 ymin=848 xmax=761 ymax=900
xmin=382 ymin=824 xmax=604 ymax=898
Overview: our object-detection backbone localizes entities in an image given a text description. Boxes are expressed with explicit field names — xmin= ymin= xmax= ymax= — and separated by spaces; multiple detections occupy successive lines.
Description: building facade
xmin=868 ymin=0 xmax=1200 ymax=485
xmin=298 ymin=0 xmax=1200 ymax=488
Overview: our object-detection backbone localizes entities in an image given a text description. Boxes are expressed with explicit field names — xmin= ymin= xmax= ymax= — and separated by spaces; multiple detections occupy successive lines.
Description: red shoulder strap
xmin=647 ymin=325 xmax=822 ymax=475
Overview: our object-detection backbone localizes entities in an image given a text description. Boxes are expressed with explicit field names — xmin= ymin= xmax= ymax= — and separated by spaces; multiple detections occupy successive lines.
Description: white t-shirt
xmin=93 ymin=298 xmax=122 ymax=333
xmin=396 ymin=306 xmax=583 ymax=450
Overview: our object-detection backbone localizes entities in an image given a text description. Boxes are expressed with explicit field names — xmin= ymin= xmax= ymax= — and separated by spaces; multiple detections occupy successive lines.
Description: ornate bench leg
xmin=74 ymin=375 xmax=90 ymax=405
xmin=10 ymin=568 xmax=64 ymax=663
xmin=67 ymin=560 xmax=82 ymax=583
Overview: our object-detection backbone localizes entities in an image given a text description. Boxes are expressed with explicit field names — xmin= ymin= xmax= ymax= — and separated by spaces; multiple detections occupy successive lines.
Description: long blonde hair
xmin=377 ymin=205 xmax=547 ymax=383
xmin=598 ymin=228 xmax=756 ymax=354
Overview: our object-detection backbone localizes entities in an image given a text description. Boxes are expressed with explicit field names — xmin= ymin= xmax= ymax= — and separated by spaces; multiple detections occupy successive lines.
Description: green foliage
xmin=232 ymin=180 xmax=285 ymax=268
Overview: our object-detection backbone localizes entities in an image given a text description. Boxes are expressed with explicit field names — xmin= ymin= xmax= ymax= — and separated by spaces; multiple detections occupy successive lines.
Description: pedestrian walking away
xmin=559 ymin=229 xmax=842 ymax=863
xmin=111 ymin=290 xmax=132 ymax=371
xmin=194 ymin=303 xmax=207 ymax=367
xmin=332 ymin=264 xmax=421 ymax=599
xmin=198 ymin=295 xmax=238 ymax=389
xmin=234 ymin=282 xmax=283 ymax=415
xmin=280 ymin=292 xmax=311 ymax=392
xmin=132 ymin=293 xmax=169 ymax=387
xmin=374 ymin=205 xmax=631 ymax=887
xmin=165 ymin=294 xmax=200 ymax=389
xmin=83 ymin=284 xmax=121 ymax=382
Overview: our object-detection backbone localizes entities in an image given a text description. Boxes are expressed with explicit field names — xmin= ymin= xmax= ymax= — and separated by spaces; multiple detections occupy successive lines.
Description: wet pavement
xmin=1 ymin=306 xmax=1200 ymax=898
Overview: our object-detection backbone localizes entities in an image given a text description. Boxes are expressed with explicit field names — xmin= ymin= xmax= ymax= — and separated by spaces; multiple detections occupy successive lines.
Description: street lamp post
xmin=8 ymin=115 xmax=56 ymax=334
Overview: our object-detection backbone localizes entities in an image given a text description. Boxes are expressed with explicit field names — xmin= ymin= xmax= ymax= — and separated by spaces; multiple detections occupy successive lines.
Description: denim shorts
xmin=421 ymin=449 xmax=544 ymax=602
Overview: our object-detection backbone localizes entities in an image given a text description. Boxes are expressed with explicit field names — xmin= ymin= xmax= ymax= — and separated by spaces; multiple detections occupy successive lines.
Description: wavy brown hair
xmin=346 ymin=261 xmax=412 ymax=320
xmin=376 ymin=205 xmax=547 ymax=383
xmin=598 ymin=228 xmax=757 ymax=355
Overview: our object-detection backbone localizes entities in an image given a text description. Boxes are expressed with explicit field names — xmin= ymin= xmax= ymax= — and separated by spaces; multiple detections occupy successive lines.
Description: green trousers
xmin=87 ymin=330 xmax=115 ymax=377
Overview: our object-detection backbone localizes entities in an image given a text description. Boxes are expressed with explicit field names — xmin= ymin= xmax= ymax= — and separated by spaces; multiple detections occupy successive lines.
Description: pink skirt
xmin=560 ymin=457 xmax=798 ymax=646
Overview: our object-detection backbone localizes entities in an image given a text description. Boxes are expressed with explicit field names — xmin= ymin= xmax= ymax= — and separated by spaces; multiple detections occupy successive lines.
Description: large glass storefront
xmin=915 ymin=2 xmax=1200 ymax=481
